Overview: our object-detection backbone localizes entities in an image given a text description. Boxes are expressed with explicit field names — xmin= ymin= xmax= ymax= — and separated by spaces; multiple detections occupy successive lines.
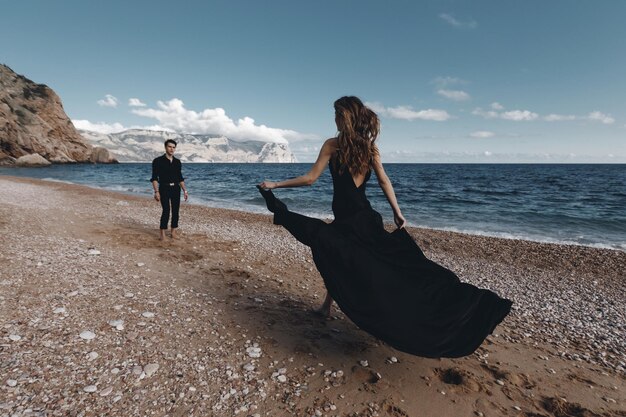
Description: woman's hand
xmin=258 ymin=181 xmax=277 ymax=190
xmin=394 ymin=211 xmax=406 ymax=229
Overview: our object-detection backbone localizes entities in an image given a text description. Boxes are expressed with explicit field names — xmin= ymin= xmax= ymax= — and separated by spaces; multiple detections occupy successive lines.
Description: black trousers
xmin=159 ymin=185 xmax=181 ymax=229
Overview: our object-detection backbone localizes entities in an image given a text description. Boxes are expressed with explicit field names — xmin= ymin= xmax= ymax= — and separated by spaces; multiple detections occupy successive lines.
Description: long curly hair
xmin=334 ymin=96 xmax=380 ymax=176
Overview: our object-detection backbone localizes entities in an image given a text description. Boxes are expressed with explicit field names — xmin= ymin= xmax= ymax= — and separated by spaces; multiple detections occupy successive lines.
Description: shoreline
xmin=3 ymin=173 xmax=625 ymax=253
xmin=0 ymin=175 xmax=624 ymax=416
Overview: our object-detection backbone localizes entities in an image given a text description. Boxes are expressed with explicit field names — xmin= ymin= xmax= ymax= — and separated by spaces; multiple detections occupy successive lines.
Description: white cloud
xmin=366 ymin=102 xmax=451 ymax=121
xmin=587 ymin=111 xmax=615 ymax=124
xmin=128 ymin=98 xmax=146 ymax=107
xmin=97 ymin=94 xmax=118 ymax=108
xmin=473 ymin=107 xmax=538 ymax=121
xmin=470 ymin=131 xmax=495 ymax=138
xmin=432 ymin=76 xmax=466 ymax=88
xmin=484 ymin=151 xmax=492 ymax=156
xmin=472 ymin=108 xmax=499 ymax=119
xmin=439 ymin=13 xmax=477 ymax=29
xmin=131 ymin=98 xmax=315 ymax=143
xmin=72 ymin=119 xmax=127 ymax=134
xmin=477 ymin=103 xmax=614 ymax=124
xmin=500 ymin=110 xmax=539 ymax=121
xmin=437 ymin=89 xmax=470 ymax=101
xmin=544 ymin=114 xmax=576 ymax=121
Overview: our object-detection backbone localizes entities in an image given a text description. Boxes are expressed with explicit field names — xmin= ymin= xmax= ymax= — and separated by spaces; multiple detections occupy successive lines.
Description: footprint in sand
xmin=566 ymin=373 xmax=597 ymax=387
xmin=224 ymin=268 xmax=251 ymax=279
xmin=481 ymin=364 xmax=537 ymax=390
xmin=380 ymin=399 xmax=410 ymax=417
xmin=435 ymin=367 xmax=484 ymax=393
xmin=351 ymin=365 xmax=387 ymax=387
xmin=539 ymin=396 xmax=605 ymax=417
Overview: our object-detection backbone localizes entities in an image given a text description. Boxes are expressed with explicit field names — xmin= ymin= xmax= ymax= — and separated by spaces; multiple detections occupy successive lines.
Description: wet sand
xmin=0 ymin=175 xmax=624 ymax=416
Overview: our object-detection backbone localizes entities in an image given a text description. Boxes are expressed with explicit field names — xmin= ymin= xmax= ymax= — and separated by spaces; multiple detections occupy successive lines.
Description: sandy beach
xmin=0 ymin=175 xmax=624 ymax=417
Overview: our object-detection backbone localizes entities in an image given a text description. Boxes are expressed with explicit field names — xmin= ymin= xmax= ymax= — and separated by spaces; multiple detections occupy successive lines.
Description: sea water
xmin=2 ymin=163 xmax=624 ymax=251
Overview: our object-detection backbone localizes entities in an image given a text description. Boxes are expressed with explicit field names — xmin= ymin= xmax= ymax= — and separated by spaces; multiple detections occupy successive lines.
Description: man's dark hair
xmin=164 ymin=139 xmax=177 ymax=147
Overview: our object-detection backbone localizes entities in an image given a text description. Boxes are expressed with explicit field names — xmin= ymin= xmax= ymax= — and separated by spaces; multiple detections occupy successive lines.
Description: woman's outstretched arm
xmin=259 ymin=138 xmax=337 ymax=189
xmin=372 ymin=152 xmax=406 ymax=228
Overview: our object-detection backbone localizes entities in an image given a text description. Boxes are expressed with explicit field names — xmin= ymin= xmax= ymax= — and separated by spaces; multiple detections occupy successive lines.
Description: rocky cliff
xmin=0 ymin=64 xmax=115 ymax=165
xmin=81 ymin=129 xmax=297 ymax=163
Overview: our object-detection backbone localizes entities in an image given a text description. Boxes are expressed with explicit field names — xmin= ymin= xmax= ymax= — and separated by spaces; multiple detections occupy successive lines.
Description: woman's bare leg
xmin=314 ymin=291 xmax=333 ymax=318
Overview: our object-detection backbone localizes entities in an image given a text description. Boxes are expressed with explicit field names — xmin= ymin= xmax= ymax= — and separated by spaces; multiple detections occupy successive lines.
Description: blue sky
xmin=1 ymin=1 xmax=625 ymax=162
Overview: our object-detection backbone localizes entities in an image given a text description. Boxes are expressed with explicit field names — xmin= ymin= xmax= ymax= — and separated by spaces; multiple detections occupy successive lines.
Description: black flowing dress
xmin=270 ymin=158 xmax=512 ymax=358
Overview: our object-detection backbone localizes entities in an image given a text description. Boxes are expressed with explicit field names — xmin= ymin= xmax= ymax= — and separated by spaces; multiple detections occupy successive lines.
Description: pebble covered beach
xmin=0 ymin=176 xmax=624 ymax=417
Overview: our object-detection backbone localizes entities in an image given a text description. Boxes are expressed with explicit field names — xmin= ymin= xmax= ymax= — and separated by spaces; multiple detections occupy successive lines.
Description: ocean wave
xmin=42 ymin=178 xmax=76 ymax=185
xmin=408 ymin=223 xmax=626 ymax=252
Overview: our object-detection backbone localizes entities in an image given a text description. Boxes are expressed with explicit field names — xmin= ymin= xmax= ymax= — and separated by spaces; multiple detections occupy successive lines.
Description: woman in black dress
xmin=257 ymin=96 xmax=512 ymax=358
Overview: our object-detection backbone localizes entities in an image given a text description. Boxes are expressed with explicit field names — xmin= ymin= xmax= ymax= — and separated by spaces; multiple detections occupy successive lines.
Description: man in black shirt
xmin=151 ymin=139 xmax=188 ymax=240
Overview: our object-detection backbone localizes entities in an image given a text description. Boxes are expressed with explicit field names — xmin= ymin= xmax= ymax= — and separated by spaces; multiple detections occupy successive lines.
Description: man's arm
xmin=151 ymin=159 xmax=160 ymax=201
xmin=180 ymin=181 xmax=188 ymax=201
xmin=178 ymin=160 xmax=188 ymax=201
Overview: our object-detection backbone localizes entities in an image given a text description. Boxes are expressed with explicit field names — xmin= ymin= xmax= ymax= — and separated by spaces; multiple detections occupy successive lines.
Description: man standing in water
xmin=151 ymin=139 xmax=188 ymax=240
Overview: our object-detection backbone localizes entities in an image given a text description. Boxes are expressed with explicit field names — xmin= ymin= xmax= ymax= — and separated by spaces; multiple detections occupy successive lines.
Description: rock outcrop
xmin=0 ymin=64 xmax=114 ymax=165
xmin=89 ymin=146 xmax=117 ymax=164
xmin=81 ymin=129 xmax=297 ymax=163
xmin=15 ymin=153 xmax=52 ymax=167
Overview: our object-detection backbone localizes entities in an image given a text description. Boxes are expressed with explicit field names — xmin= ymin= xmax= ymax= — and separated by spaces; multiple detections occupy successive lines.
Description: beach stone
xmin=99 ymin=386 xmax=113 ymax=397
xmin=144 ymin=363 xmax=159 ymax=377
xmin=87 ymin=249 xmax=100 ymax=256
xmin=359 ymin=360 xmax=369 ymax=367
xmin=9 ymin=334 xmax=21 ymax=341
xmin=79 ymin=331 xmax=96 ymax=340
xmin=87 ymin=351 xmax=99 ymax=361
xmin=53 ymin=307 xmax=66 ymax=314
xmin=6 ymin=379 xmax=17 ymax=387
xmin=108 ymin=319 xmax=124 ymax=328
xmin=246 ymin=346 xmax=262 ymax=358
xmin=142 ymin=311 xmax=155 ymax=318
xmin=83 ymin=385 xmax=97 ymax=393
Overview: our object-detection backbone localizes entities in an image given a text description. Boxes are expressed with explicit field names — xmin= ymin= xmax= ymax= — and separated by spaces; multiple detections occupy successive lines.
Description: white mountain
xmin=79 ymin=129 xmax=297 ymax=163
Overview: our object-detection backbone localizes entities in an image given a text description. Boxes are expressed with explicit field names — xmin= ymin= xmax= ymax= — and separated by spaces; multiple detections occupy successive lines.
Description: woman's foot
xmin=312 ymin=305 xmax=332 ymax=319
xmin=256 ymin=185 xmax=287 ymax=213
xmin=312 ymin=292 xmax=333 ymax=319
